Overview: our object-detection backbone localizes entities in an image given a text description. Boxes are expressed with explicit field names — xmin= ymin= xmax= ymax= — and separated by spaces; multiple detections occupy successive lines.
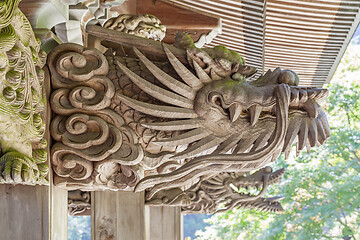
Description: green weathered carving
xmin=0 ymin=0 xmax=48 ymax=185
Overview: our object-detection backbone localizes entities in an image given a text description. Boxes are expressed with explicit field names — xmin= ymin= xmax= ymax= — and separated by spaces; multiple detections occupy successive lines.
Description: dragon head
xmin=112 ymin=43 xmax=329 ymax=207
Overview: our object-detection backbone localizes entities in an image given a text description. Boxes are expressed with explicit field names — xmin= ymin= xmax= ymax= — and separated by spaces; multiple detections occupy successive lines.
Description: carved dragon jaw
xmin=180 ymin=166 xmax=286 ymax=214
xmin=136 ymin=83 xmax=291 ymax=198
xmin=219 ymin=196 xmax=285 ymax=213
xmin=218 ymin=167 xmax=285 ymax=213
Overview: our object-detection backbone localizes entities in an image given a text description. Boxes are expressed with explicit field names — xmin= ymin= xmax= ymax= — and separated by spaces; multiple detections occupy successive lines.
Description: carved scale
xmin=48 ymin=19 xmax=330 ymax=213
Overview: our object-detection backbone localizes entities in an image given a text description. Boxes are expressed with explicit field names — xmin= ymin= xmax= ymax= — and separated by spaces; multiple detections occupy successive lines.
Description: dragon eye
xmin=214 ymin=97 xmax=222 ymax=107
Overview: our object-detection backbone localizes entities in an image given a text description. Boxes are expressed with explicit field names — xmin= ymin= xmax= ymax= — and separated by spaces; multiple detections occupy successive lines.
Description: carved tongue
xmin=229 ymin=103 xmax=242 ymax=122
xmin=249 ymin=105 xmax=262 ymax=126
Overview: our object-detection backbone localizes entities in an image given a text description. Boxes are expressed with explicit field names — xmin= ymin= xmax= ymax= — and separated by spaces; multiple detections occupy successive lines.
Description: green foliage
xmin=195 ymin=209 xmax=271 ymax=240
xmin=194 ymin=44 xmax=360 ymax=240
xmin=68 ymin=216 xmax=91 ymax=240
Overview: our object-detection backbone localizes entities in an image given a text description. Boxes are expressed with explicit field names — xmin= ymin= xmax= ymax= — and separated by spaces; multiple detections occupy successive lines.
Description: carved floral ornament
xmin=48 ymin=29 xmax=330 ymax=213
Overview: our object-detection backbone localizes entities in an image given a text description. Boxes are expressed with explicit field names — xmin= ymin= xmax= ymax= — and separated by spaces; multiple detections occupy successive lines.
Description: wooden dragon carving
xmin=49 ymin=30 xmax=330 ymax=213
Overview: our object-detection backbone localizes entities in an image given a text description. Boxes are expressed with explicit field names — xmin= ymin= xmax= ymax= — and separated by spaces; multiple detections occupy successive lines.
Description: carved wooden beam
xmin=49 ymin=24 xmax=330 ymax=213
xmin=86 ymin=24 xmax=187 ymax=63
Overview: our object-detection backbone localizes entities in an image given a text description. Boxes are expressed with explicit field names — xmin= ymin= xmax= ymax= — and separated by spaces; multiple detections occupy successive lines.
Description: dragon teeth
xmin=229 ymin=102 xmax=242 ymax=122
xmin=303 ymin=99 xmax=320 ymax=118
xmin=249 ymin=105 xmax=262 ymax=126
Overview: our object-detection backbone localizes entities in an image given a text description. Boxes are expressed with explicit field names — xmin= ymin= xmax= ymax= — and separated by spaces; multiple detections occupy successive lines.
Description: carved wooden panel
xmin=0 ymin=185 xmax=49 ymax=240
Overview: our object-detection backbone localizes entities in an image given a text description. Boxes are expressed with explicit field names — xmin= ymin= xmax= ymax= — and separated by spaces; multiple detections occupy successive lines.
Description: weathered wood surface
xmin=0 ymin=0 xmax=48 ymax=186
xmin=137 ymin=0 xmax=218 ymax=30
xmin=0 ymin=185 xmax=49 ymax=240
xmin=148 ymin=206 xmax=182 ymax=240
xmin=92 ymin=191 xmax=149 ymax=240
xmin=50 ymin=186 xmax=68 ymax=240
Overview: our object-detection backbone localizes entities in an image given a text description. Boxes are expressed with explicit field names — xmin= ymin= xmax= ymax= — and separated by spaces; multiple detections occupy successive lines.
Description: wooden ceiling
xmin=166 ymin=0 xmax=360 ymax=87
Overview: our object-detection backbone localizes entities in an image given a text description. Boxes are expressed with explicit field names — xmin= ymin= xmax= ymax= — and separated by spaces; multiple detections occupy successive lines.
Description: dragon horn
xmin=86 ymin=25 xmax=188 ymax=64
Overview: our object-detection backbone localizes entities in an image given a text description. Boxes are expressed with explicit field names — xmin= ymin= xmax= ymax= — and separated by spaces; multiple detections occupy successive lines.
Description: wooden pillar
xmin=91 ymin=191 xmax=149 ymax=240
xmin=0 ymin=185 xmax=49 ymax=240
xmin=50 ymin=186 xmax=68 ymax=240
xmin=148 ymin=206 xmax=182 ymax=240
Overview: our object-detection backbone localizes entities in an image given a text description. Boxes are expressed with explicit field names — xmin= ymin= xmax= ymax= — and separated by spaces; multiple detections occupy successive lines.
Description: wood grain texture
xmin=136 ymin=0 xmax=218 ymax=30
xmin=50 ymin=187 xmax=68 ymax=240
xmin=0 ymin=185 xmax=49 ymax=240
xmin=135 ymin=0 xmax=218 ymax=43
xmin=148 ymin=206 xmax=182 ymax=240
xmin=92 ymin=191 xmax=148 ymax=240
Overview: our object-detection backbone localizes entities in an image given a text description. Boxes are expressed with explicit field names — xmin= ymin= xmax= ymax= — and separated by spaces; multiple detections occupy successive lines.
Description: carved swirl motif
xmin=49 ymin=44 xmax=143 ymax=190
xmin=0 ymin=151 xmax=48 ymax=185
xmin=95 ymin=162 xmax=139 ymax=190
xmin=50 ymin=45 xmax=113 ymax=114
